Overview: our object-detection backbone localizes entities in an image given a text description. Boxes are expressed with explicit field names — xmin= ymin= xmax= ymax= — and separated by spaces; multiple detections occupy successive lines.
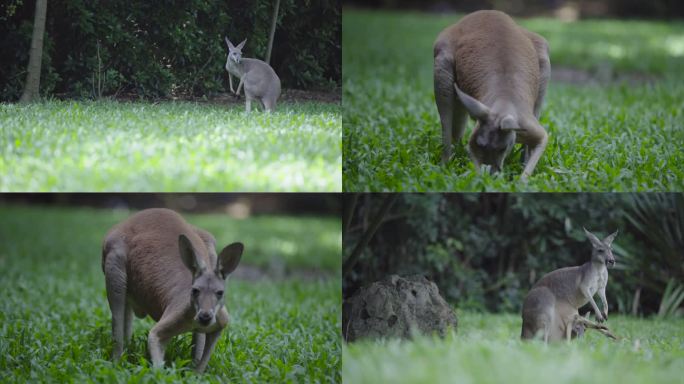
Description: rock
xmin=343 ymin=274 xmax=458 ymax=341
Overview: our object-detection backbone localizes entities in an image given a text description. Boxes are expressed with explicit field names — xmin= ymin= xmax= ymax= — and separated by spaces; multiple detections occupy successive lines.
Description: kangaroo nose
xmin=198 ymin=312 xmax=212 ymax=324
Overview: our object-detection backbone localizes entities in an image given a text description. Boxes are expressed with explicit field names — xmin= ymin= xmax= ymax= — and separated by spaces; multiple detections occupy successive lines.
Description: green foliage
xmin=0 ymin=204 xmax=341 ymax=273
xmin=658 ymin=279 xmax=684 ymax=317
xmin=342 ymin=10 xmax=684 ymax=191
xmin=0 ymin=1 xmax=340 ymax=100
xmin=0 ymin=205 xmax=341 ymax=382
xmin=619 ymin=193 xmax=684 ymax=316
xmin=219 ymin=0 xmax=341 ymax=90
xmin=344 ymin=193 xmax=682 ymax=316
xmin=0 ymin=100 xmax=341 ymax=192
xmin=343 ymin=312 xmax=684 ymax=384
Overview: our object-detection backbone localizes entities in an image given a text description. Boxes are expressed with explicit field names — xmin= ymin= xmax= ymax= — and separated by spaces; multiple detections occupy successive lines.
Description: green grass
xmin=0 ymin=100 xmax=341 ymax=192
xmin=0 ymin=204 xmax=341 ymax=273
xmin=343 ymin=311 xmax=684 ymax=384
xmin=343 ymin=10 xmax=684 ymax=191
xmin=0 ymin=205 xmax=341 ymax=382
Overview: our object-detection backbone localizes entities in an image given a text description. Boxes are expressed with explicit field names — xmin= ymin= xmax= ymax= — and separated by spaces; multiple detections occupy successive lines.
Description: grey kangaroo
xmin=521 ymin=228 xmax=618 ymax=342
xmin=102 ymin=208 xmax=243 ymax=372
xmin=434 ymin=10 xmax=550 ymax=179
xmin=225 ymin=36 xmax=281 ymax=112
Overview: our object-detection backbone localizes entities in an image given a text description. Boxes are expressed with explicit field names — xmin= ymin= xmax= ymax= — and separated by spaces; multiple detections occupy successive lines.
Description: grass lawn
xmin=342 ymin=10 xmax=684 ymax=191
xmin=343 ymin=311 xmax=684 ymax=384
xmin=0 ymin=205 xmax=341 ymax=383
xmin=0 ymin=100 xmax=341 ymax=192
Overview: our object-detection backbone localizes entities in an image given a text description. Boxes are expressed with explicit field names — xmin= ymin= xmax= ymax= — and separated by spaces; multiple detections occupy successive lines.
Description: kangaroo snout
xmin=606 ymin=258 xmax=616 ymax=268
xmin=197 ymin=311 xmax=214 ymax=326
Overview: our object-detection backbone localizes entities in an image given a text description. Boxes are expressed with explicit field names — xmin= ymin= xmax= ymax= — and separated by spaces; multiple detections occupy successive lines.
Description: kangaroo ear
xmin=225 ymin=36 xmax=234 ymax=49
xmin=583 ymin=227 xmax=603 ymax=248
xmin=603 ymin=230 xmax=618 ymax=246
xmin=217 ymin=242 xmax=243 ymax=279
xmin=501 ymin=115 xmax=527 ymax=132
xmin=454 ymin=82 xmax=490 ymax=121
xmin=237 ymin=39 xmax=247 ymax=50
xmin=179 ymin=234 xmax=206 ymax=276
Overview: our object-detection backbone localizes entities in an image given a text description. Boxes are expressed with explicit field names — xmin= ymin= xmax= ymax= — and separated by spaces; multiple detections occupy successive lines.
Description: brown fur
xmin=434 ymin=10 xmax=550 ymax=177
xmin=435 ymin=11 xmax=539 ymax=113
xmin=103 ymin=209 xmax=214 ymax=321
xmin=102 ymin=208 xmax=243 ymax=372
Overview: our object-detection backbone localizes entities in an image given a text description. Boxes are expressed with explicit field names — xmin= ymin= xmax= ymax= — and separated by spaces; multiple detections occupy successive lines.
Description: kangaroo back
xmin=241 ymin=58 xmax=281 ymax=106
xmin=435 ymin=10 xmax=538 ymax=107
xmin=532 ymin=266 xmax=587 ymax=307
xmin=521 ymin=286 xmax=555 ymax=340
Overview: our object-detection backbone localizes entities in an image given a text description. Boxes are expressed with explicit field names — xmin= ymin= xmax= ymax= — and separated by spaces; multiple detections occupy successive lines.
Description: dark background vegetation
xmin=0 ymin=193 xmax=341 ymax=216
xmin=343 ymin=0 xmax=684 ymax=18
xmin=0 ymin=0 xmax=340 ymax=100
xmin=343 ymin=193 xmax=684 ymax=317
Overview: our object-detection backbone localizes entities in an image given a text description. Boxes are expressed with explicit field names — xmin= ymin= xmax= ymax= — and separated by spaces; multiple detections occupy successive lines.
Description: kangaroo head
xmin=179 ymin=234 xmax=243 ymax=327
xmin=455 ymin=83 xmax=519 ymax=174
xmin=225 ymin=36 xmax=247 ymax=65
xmin=583 ymin=228 xmax=618 ymax=268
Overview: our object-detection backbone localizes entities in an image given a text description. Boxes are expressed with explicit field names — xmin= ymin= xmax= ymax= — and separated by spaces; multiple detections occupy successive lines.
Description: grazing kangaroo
xmin=433 ymin=10 xmax=550 ymax=179
xmin=224 ymin=36 xmax=281 ymax=112
xmin=102 ymin=208 xmax=243 ymax=372
xmin=521 ymin=228 xmax=618 ymax=342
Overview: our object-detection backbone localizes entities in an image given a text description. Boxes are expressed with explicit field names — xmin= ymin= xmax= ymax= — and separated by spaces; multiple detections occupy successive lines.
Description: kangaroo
xmin=433 ymin=10 xmax=550 ymax=179
xmin=569 ymin=312 xmax=618 ymax=341
xmin=102 ymin=208 xmax=243 ymax=372
xmin=225 ymin=36 xmax=281 ymax=112
xmin=521 ymin=228 xmax=618 ymax=342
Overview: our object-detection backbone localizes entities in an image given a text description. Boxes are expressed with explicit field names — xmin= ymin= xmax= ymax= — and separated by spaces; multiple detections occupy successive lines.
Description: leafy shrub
xmin=344 ymin=193 xmax=683 ymax=316
xmin=0 ymin=0 xmax=340 ymax=100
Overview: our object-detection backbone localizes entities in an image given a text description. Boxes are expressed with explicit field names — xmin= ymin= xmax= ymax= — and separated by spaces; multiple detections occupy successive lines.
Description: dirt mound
xmin=343 ymin=274 xmax=457 ymax=342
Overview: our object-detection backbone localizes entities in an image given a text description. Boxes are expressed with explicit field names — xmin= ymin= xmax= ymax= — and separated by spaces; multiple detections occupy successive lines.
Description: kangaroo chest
xmin=227 ymin=60 xmax=243 ymax=78
xmin=579 ymin=266 xmax=607 ymax=304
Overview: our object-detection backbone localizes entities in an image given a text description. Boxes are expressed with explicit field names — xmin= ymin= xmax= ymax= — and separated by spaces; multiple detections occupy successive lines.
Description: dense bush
xmin=343 ymin=193 xmax=683 ymax=316
xmin=0 ymin=0 xmax=340 ymax=100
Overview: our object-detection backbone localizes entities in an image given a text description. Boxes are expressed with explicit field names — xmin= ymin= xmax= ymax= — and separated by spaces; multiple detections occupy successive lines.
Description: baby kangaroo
xmin=521 ymin=228 xmax=618 ymax=342
xmin=102 ymin=208 xmax=243 ymax=372
xmin=569 ymin=312 xmax=618 ymax=341
xmin=225 ymin=36 xmax=281 ymax=112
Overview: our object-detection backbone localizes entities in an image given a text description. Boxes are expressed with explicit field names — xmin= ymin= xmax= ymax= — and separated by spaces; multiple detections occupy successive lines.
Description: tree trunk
xmin=343 ymin=194 xmax=398 ymax=277
xmin=19 ymin=0 xmax=48 ymax=103
xmin=265 ymin=0 xmax=280 ymax=65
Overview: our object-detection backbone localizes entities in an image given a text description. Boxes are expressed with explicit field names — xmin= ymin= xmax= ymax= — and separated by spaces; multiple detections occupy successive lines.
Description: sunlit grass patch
xmin=0 ymin=100 xmax=341 ymax=192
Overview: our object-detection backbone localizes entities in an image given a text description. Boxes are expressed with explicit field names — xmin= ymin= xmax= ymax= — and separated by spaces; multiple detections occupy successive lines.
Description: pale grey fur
xmin=225 ymin=36 xmax=281 ymax=112
xmin=521 ymin=228 xmax=618 ymax=342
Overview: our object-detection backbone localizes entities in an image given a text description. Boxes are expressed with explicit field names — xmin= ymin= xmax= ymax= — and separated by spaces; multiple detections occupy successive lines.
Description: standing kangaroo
xmin=225 ymin=36 xmax=281 ymax=112
xmin=521 ymin=228 xmax=618 ymax=342
xmin=434 ymin=10 xmax=550 ymax=179
xmin=102 ymin=208 xmax=243 ymax=372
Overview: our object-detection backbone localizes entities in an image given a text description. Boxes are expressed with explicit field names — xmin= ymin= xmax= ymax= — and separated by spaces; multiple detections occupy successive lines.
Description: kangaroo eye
xmin=192 ymin=288 xmax=200 ymax=296
xmin=217 ymin=291 xmax=224 ymax=297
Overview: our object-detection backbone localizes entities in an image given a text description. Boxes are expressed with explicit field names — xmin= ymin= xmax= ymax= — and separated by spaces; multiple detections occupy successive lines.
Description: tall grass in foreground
xmin=343 ymin=312 xmax=684 ymax=384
